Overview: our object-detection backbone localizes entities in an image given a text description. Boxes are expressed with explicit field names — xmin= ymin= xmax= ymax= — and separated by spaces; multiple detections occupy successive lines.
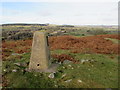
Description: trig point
xmin=29 ymin=31 xmax=58 ymax=72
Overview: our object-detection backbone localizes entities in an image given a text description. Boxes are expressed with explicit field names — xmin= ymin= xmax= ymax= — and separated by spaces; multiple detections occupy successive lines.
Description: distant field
xmin=1 ymin=24 xmax=118 ymax=41
xmin=2 ymin=24 xmax=119 ymax=88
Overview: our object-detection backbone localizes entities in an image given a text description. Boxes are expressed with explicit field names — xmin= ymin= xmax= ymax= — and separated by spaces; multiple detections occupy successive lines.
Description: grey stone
xmin=54 ymin=85 xmax=58 ymax=87
xmin=11 ymin=53 xmax=20 ymax=56
xmin=68 ymin=64 xmax=72 ymax=67
xmin=61 ymin=73 xmax=66 ymax=78
xmin=48 ymin=73 xmax=54 ymax=78
xmin=81 ymin=59 xmax=95 ymax=64
xmin=14 ymin=63 xmax=21 ymax=66
xmin=3 ymin=69 xmax=6 ymax=72
xmin=12 ymin=69 xmax=17 ymax=72
xmin=65 ymin=79 xmax=72 ymax=83
xmin=81 ymin=59 xmax=86 ymax=64
xmin=59 ymin=62 xmax=62 ymax=64
xmin=14 ymin=62 xmax=28 ymax=67
xmin=63 ymin=60 xmax=72 ymax=64
xmin=78 ymin=79 xmax=82 ymax=83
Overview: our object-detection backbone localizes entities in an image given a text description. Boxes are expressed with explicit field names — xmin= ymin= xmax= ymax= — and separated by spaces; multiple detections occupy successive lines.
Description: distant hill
xmin=57 ymin=25 xmax=74 ymax=27
xmin=2 ymin=23 xmax=49 ymax=26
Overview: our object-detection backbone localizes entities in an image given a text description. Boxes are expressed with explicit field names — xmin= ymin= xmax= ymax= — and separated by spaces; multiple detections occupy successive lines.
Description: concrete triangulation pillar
xmin=29 ymin=31 xmax=51 ymax=71
xmin=29 ymin=31 xmax=58 ymax=72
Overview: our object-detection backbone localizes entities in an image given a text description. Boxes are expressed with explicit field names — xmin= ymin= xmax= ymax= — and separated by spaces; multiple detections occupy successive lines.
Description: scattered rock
xmin=62 ymin=66 xmax=65 ymax=69
xmin=14 ymin=62 xmax=27 ymax=67
xmin=81 ymin=59 xmax=95 ymax=64
xmin=65 ymin=79 xmax=72 ymax=83
xmin=11 ymin=53 xmax=20 ymax=56
xmin=54 ymin=85 xmax=58 ymax=87
xmin=3 ymin=69 xmax=6 ymax=72
xmin=81 ymin=59 xmax=86 ymax=64
xmin=71 ymin=67 xmax=74 ymax=69
xmin=78 ymin=79 xmax=82 ymax=83
xmin=55 ymin=61 xmax=59 ymax=64
xmin=14 ymin=63 xmax=21 ymax=66
xmin=12 ymin=69 xmax=17 ymax=72
xmin=68 ymin=65 xmax=72 ymax=67
xmin=61 ymin=73 xmax=66 ymax=78
xmin=59 ymin=62 xmax=62 ymax=64
xmin=48 ymin=73 xmax=55 ymax=79
xmin=63 ymin=60 xmax=72 ymax=64
xmin=34 ymin=74 xmax=37 ymax=77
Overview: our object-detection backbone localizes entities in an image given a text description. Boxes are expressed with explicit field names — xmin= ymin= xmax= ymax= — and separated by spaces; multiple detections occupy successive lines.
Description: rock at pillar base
xmin=28 ymin=64 xmax=59 ymax=73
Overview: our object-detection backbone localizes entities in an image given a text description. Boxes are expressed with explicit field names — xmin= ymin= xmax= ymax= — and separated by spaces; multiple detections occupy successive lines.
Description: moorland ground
xmin=1 ymin=24 xmax=119 ymax=88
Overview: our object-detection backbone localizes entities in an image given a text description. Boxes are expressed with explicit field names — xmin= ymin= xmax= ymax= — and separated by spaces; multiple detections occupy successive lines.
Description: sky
xmin=0 ymin=0 xmax=119 ymax=25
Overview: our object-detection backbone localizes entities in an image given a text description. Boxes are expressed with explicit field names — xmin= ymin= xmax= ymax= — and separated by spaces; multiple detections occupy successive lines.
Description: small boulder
xmin=68 ymin=64 xmax=72 ymax=67
xmin=63 ymin=60 xmax=72 ymax=64
xmin=14 ymin=63 xmax=21 ymax=66
xmin=81 ymin=59 xmax=86 ymax=64
xmin=71 ymin=67 xmax=74 ymax=69
xmin=14 ymin=62 xmax=27 ymax=67
xmin=3 ymin=69 xmax=6 ymax=72
xmin=65 ymin=79 xmax=72 ymax=83
xmin=54 ymin=85 xmax=58 ymax=87
xmin=59 ymin=62 xmax=62 ymax=64
xmin=61 ymin=73 xmax=66 ymax=78
xmin=78 ymin=79 xmax=82 ymax=83
xmin=48 ymin=73 xmax=55 ymax=79
xmin=12 ymin=69 xmax=17 ymax=72
xmin=11 ymin=53 xmax=20 ymax=56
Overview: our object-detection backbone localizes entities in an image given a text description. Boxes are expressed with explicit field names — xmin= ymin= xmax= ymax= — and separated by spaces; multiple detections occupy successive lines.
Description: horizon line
xmin=0 ymin=23 xmax=118 ymax=26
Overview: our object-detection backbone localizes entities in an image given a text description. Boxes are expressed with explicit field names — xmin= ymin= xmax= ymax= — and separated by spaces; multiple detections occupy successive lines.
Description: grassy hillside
xmin=2 ymin=51 xmax=118 ymax=88
xmin=2 ymin=24 xmax=119 ymax=88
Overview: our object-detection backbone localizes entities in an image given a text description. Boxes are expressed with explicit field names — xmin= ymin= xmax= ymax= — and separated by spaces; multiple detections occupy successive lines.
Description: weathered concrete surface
xmin=29 ymin=31 xmax=51 ymax=71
